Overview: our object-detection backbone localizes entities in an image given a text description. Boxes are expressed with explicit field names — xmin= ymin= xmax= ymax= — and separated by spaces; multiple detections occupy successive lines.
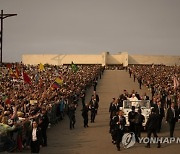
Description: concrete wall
xmin=128 ymin=54 xmax=180 ymax=65
xmin=106 ymin=52 xmax=128 ymax=66
xmin=22 ymin=54 xmax=57 ymax=65
xmin=22 ymin=54 xmax=103 ymax=65
xmin=58 ymin=54 xmax=102 ymax=65
xmin=122 ymin=52 xmax=128 ymax=66
xmin=22 ymin=52 xmax=180 ymax=66
xmin=107 ymin=54 xmax=123 ymax=64
xmin=22 ymin=52 xmax=128 ymax=66
xmin=101 ymin=52 xmax=107 ymax=66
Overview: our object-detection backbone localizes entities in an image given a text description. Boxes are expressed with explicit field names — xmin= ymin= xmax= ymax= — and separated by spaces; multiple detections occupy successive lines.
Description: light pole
xmin=0 ymin=10 xmax=17 ymax=64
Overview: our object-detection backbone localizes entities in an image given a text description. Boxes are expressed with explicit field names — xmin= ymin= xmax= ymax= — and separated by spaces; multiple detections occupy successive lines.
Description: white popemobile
xmin=120 ymin=99 xmax=151 ymax=128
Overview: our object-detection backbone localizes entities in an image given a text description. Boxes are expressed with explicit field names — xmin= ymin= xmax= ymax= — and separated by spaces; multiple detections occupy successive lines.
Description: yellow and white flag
xmin=39 ymin=63 xmax=44 ymax=71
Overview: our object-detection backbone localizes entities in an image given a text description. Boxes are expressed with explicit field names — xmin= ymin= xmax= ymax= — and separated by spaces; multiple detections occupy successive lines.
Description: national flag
xmin=9 ymin=69 xmax=14 ymax=77
xmin=8 ymin=67 xmax=20 ymax=79
xmin=71 ymin=61 xmax=78 ymax=73
xmin=2 ymin=96 xmax=11 ymax=104
xmin=55 ymin=77 xmax=63 ymax=85
xmin=51 ymin=77 xmax=63 ymax=89
xmin=6 ymin=63 xmax=12 ymax=69
xmin=5 ymin=98 xmax=11 ymax=104
xmin=52 ymin=82 xmax=61 ymax=89
xmin=23 ymin=71 xmax=31 ymax=84
xmin=39 ymin=63 xmax=44 ymax=71
xmin=173 ymin=75 xmax=179 ymax=89
xmin=7 ymin=64 xmax=16 ymax=78
xmin=14 ymin=67 xmax=20 ymax=78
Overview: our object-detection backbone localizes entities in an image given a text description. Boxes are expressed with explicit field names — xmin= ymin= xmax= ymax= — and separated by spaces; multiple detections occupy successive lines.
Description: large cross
xmin=0 ymin=10 xmax=17 ymax=64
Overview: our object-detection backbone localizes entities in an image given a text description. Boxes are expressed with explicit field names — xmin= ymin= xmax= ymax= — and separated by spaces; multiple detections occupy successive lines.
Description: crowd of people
xmin=128 ymin=64 xmax=180 ymax=140
xmin=0 ymin=62 xmax=104 ymax=153
xmin=109 ymin=64 xmax=180 ymax=151
xmin=109 ymin=90 xmax=148 ymax=151
xmin=105 ymin=64 xmax=124 ymax=70
xmin=1 ymin=62 xmax=180 ymax=152
xmin=109 ymin=89 xmax=180 ymax=151
xmin=80 ymin=91 xmax=100 ymax=128
xmin=128 ymin=64 xmax=180 ymax=106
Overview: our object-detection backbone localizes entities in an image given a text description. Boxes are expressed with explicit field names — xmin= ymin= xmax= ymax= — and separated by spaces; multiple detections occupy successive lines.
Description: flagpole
xmin=22 ymin=71 xmax=25 ymax=88
xmin=42 ymin=80 xmax=55 ymax=97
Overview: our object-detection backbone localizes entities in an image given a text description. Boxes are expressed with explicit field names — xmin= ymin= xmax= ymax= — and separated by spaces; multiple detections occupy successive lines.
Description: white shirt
xmin=32 ymin=128 xmax=37 ymax=141
xmin=129 ymin=97 xmax=138 ymax=106
xmin=158 ymin=106 xmax=161 ymax=114
xmin=171 ymin=108 xmax=175 ymax=118
xmin=118 ymin=116 xmax=123 ymax=130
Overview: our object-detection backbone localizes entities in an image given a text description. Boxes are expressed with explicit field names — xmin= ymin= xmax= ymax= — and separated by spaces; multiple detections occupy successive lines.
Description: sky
xmin=0 ymin=0 xmax=180 ymax=62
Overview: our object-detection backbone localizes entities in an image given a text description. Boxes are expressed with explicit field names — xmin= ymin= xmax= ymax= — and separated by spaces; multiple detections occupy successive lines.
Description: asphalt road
xmin=41 ymin=70 xmax=180 ymax=154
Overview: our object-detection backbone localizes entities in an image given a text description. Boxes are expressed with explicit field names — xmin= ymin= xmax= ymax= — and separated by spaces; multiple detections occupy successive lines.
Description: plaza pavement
xmin=41 ymin=70 xmax=180 ymax=154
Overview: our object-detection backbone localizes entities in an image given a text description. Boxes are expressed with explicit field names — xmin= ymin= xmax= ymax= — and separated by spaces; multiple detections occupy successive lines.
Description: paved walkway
xmin=41 ymin=70 xmax=180 ymax=154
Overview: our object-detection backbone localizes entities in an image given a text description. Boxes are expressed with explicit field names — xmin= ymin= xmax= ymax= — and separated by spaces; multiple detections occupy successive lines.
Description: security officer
xmin=166 ymin=102 xmax=178 ymax=137
xmin=67 ymin=103 xmax=76 ymax=130
xmin=138 ymin=76 xmax=142 ymax=89
xmin=110 ymin=111 xmax=118 ymax=144
xmin=145 ymin=108 xmax=160 ymax=148
xmin=81 ymin=104 xmax=89 ymax=128
xmin=134 ymin=108 xmax=145 ymax=142
xmin=89 ymin=95 xmax=98 ymax=123
xmin=155 ymin=101 xmax=164 ymax=132
xmin=128 ymin=106 xmax=137 ymax=133
xmin=39 ymin=108 xmax=49 ymax=146
xmin=114 ymin=110 xmax=126 ymax=151
xmin=109 ymin=98 xmax=119 ymax=133
xmin=109 ymin=98 xmax=119 ymax=119
xmin=177 ymin=101 xmax=180 ymax=120
xmin=93 ymin=91 xmax=99 ymax=114
xmin=80 ymin=90 xmax=86 ymax=109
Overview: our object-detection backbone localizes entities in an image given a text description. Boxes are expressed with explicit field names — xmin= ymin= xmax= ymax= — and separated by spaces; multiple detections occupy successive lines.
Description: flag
xmin=173 ymin=75 xmax=179 ymax=89
xmin=14 ymin=67 xmax=20 ymax=78
xmin=6 ymin=63 xmax=12 ymax=69
xmin=23 ymin=71 xmax=31 ymax=84
xmin=9 ymin=69 xmax=14 ymax=77
xmin=52 ymin=82 xmax=61 ymax=89
xmin=2 ymin=96 xmax=11 ymax=104
xmin=5 ymin=98 xmax=11 ymax=104
xmin=152 ymin=63 xmax=154 ymax=68
xmin=52 ymin=77 xmax=63 ymax=89
xmin=71 ymin=61 xmax=78 ymax=73
xmin=35 ymin=73 xmax=40 ymax=84
xmin=39 ymin=63 xmax=44 ymax=71
xmin=8 ymin=67 xmax=20 ymax=79
xmin=7 ymin=63 xmax=15 ymax=77
xmin=55 ymin=77 xmax=63 ymax=85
